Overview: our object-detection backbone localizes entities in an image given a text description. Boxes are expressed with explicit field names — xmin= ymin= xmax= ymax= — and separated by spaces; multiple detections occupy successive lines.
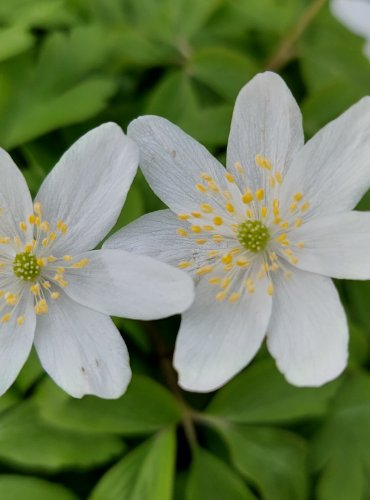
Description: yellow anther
xmin=191 ymin=225 xmax=202 ymax=234
xmin=28 ymin=214 xmax=36 ymax=225
xmin=269 ymin=176 xmax=276 ymax=188
xmin=30 ymin=284 xmax=40 ymax=295
xmin=208 ymin=250 xmax=220 ymax=258
xmin=33 ymin=202 xmax=42 ymax=216
xmin=261 ymin=206 xmax=267 ymax=218
xmin=225 ymin=172 xmax=235 ymax=183
xmin=296 ymin=242 xmax=305 ymax=248
xmin=17 ymin=316 xmax=25 ymax=326
xmin=196 ymin=183 xmax=207 ymax=193
xmin=54 ymin=275 xmax=68 ymax=288
xmin=234 ymin=162 xmax=244 ymax=173
xmin=5 ymin=293 xmax=17 ymax=306
xmin=1 ymin=313 xmax=11 ymax=323
xmin=178 ymin=213 xmax=190 ymax=221
xmin=56 ymin=267 xmax=65 ymax=274
xmin=289 ymin=202 xmax=298 ymax=212
xmin=207 ymin=181 xmax=219 ymax=192
xmin=200 ymin=172 xmax=212 ymax=181
xmin=63 ymin=255 xmax=73 ymax=261
xmin=71 ymin=259 xmax=89 ymax=269
xmin=49 ymin=232 xmax=56 ymax=241
xmin=223 ymin=190 xmax=232 ymax=201
xmin=267 ymin=282 xmax=274 ymax=296
xmin=42 ymin=238 xmax=49 ymax=247
xmin=294 ymin=192 xmax=303 ymax=202
xmin=290 ymin=256 xmax=299 ymax=265
xmin=272 ymin=198 xmax=280 ymax=214
xmin=178 ymin=261 xmax=191 ymax=269
xmin=200 ymin=204 xmax=213 ymax=213
xmin=203 ymin=225 xmax=214 ymax=231
xmin=35 ymin=299 xmax=48 ymax=315
xmin=208 ymin=277 xmax=221 ymax=285
xmin=276 ymin=233 xmax=288 ymax=243
xmin=280 ymin=221 xmax=289 ymax=229
xmin=213 ymin=216 xmax=223 ymax=226
xmin=225 ymin=203 xmax=234 ymax=213
xmin=216 ymin=291 xmax=227 ymax=301
xmin=284 ymin=248 xmax=294 ymax=256
xmin=57 ymin=221 xmax=68 ymax=233
xmin=223 ymin=263 xmax=234 ymax=271
xmin=230 ymin=247 xmax=241 ymax=255
xmin=221 ymin=277 xmax=231 ymax=289
xmin=195 ymin=265 xmax=214 ymax=276
xmin=246 ymin=208 xmax=253 ymax=219
xmin=255 ymin=154 xmax=272 ymax=170
xmin=269 ymin=252 xmax=278 ymax=261
xmin=195 ymin=239 xmax=207 ymax=245
xmin=47 ymin=256 xmax=57 ymax=262
xmin=0 ymin=237 xmax=10 ymax=244
xmin=51 ymin=292 xmax=60 ymax=300
xmin=229 ymin=292 xmax=241 ymax=303
xmin=294 ymin=218 xmax=303 ymax=228
xmin=24 ymin=241 xmax=35 ymax=253
xmin=255 ymin=189 xmax=264 ymax=201
xmin=19 ymin=221 xmax=27 ymax=232
xmin=191 ymin=211 xmax=201 ymax=218
xmin=236 ymin=258 xmax=249 ymax=267
xmin=270 ymin=262 xmax=280 ymax=271
xmin=242 ymin=190 xmax=253 ymax=204
xmin=212 ymin=234 xmax=223 ymax=243
xmin=245 ymin=279 xmax=255 ymax=293
xmin=40 ymin=221 xmax=50 ymax=232
xmin=221 ymin=253 xmax=233 ymax=265
xmin=275 ymin=172 xmax=283 ymax=184
xmin=177 ymin=228 xmax=189 ymax=238
xmin=42 ymin=281 xmax=51 ymax=289
xmin=301 ymin=202 xmax=310 ymax=213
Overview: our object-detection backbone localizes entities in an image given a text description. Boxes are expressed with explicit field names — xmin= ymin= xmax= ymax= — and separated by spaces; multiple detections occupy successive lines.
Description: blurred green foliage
xmin=1 ymin=0 xmax=370 ymax=498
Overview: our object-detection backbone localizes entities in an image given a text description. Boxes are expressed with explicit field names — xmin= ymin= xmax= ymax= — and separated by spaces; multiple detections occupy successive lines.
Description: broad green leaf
xmin=181 ymin=103 xmax=231 ymax=147
xmin=0 ymin=25 xmax=117 ymax=148
xmin=186 ymin=448 xmax=256 ymax=500
xmin=215 ymin=424 xmax=308 ymax=500
xmin=190 ymin=46 xmax=257 ymax=101
xmin=0 ymin=475 xmax=78 ymax=500
xmin=311 ymin=372 xmax=370 ymax=500
xmin=207 ymin=359 xmax=339 ymax=424
xmin=0 ymin=0 xmax=75 ymax=28
xmin=0 ymin=27 xmax=34 ymax=62
xmin=0 ymin=401 xmax=124 ymax=471
xmin=106 ymin=183 xmax=145 ymax=237
xmin=14 ymin=349 xmax=44 ymax=394
xmin=36 ymin=375 xmax=181 ymax=435
xmin=90 ymin=428 xmax=176 ymax=500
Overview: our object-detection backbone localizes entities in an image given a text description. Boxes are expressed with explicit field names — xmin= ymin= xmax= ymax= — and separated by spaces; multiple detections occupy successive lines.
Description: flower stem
xmin=143 ymin=321 xmax=198 ymax=452
xmin=265 ymin=0 xmax=327 ymax=71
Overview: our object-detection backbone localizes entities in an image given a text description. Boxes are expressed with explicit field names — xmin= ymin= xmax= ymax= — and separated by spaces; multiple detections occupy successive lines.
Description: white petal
xmin=331 ymin=0 xmax=370 ymax=38
xmin=34 ymin=293 xmax=131 ymax=398
xmin=226 ymin=71 xmax=304 ymax=191
xmin=104 ymin=209 xmax=215 ymax=267
xmin=62 ymin=249 xmax=195 ymax=320
xmin=0 ymin=293 xmax=36 ymax=395
xmin=0 ymin=149 xmax=33 ymax=241
xmin=127 ymin=116 xmax=226 ymax=213
xmin=267 ymin=268 xmax=348 ymax=387
xmin=290 ymin=211 xmax=370 ymax=279
xmin=174 ymin=274 xmax=272 ymax=392
xmin=281 ymin=97 xmax=370 ymax=217
xmin=35 ymin=123 xmax=139 ymax=254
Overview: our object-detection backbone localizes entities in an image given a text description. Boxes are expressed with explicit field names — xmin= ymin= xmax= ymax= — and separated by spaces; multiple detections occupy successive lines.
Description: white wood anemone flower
xmin=105 ymin=72 xmax=370 ymax=392
xmin=0 ymin=123 xmax=194 ymax=399
xmin=331 ymin=0 xmax=370 ymax=60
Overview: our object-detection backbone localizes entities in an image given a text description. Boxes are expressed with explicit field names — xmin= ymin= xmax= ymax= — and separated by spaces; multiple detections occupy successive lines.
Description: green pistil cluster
xmin=237 ymin=220 xmax=270 ymax=253
xmin=13 ymin=253 xmax=41 ymax=281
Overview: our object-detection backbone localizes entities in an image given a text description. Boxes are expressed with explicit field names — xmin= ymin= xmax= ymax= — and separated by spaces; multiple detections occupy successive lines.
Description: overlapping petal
xmin=63 ymin=249 xmax=194 ymax=320
xmin=34 ymin=293 xmax=131 ymax=398
xmin=174 ymin=272 xmax=272 ymax=392
xmin=267 ymin=268 xmax=348 ymax=387
xmin=36 ymin=123 xmax=139 ymax=255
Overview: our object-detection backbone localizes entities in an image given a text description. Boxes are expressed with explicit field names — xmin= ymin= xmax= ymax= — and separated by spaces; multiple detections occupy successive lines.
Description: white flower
xmin=0 ymin=123 xmax=194 ymax=398
xmin=331 ymin=0 xmax=370 ymax=60
xmin=105 ymin=72 xmax=370 ymax=392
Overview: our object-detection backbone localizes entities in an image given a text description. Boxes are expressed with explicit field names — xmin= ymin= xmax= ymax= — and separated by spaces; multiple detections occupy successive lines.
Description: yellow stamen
xmin=195 ymin=265 xmax=214 ymax=276
xmin=267 ymin=282 xmax=274 ymax=296
xmin=71 ymin=259 xmax=89 ymax=269
xmin=35 ymin=299 xmax=48 ymax=315
xmin=178 ymin=261 xmax=191 ymax=269
xmin=294 ymin=192 xmax=303 ymax=202
xmin=301 ymin=202 xmax=310 ymax=213
xmin=17 ymin=316 xmax=25 ymax=326
xmin=200 ymin=204 xmax=213 ymax=213
xmin=225 ymin=172 xmax=235 ymax=183
xmin=191 ymin=225 xmax=202 ymax=233
xmin=213 ymin=216 xmax=223 ymax=226
xmin=191 ymin=211 xmax=201 ymax=218
xmin=255 ymin=189 xmax=264 ymax=201
xmin=51 ymin=292 xmax=60 ymax=300
xmin=178 ymin=213 xmax=190 ymax=221
xmin=177 ymin=228 xmax=188 ymax=237
xmin=229 ymin=292 xmax=241 ymax=303
xmin=196 ymin=183 xmax=207 ymax=193
xmin=225 ymin=203 xmax=234 ymax=213
xmin=242 ymin=190 xmax=253 ymax=204
xmin=221 ymin=253 xmax=233 ymax=265
xmin=255 ymin=154 xmax=272 ymax=170
xmin=19 ymin=221 xmax=27 ymax=232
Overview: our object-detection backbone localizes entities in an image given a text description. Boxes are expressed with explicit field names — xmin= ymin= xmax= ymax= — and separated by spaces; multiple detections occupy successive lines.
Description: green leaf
xmin=189 ymin=46 xmax=257 ymax=101
xmin=0 ymin=0 xmax=75 ymax=29
xmin=206 ymin=359 xmax=338 ymax=424
xmin=311 ymin=372 xmax=370 ymax=500
xmin=0 ymin=27 xmax=34 ymax=62
xmin=0 ymin=25 xmax=117 ymax=148
xmin=14 ymin=349 xmax=44 ymax=394
xmin=186 ymin=448 xmax=256 ymax=500
xmin=215 ymin=424 xmax=308 ymax=500
xmin=36 ymin=375 xmax=181 ymax=436
xmin=0 ymin=401 xmax=124 ymax=471
xmin=106 ymin=183 xmax=145 ymax=238
xmin=0 ymin=475 xmax=78 ymax=500
xmin=90 ymin=428 xmax=176 ymax=500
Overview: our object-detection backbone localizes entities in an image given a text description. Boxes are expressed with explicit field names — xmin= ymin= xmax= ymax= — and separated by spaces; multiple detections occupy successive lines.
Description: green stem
xmin=265 ymin=0 xmax=327 ymax=71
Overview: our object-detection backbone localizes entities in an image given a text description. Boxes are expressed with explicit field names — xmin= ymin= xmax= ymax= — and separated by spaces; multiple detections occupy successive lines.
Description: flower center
xmin=237 ymin=220 xmax=270 ymax=253
xmin=13 ymin=252 xmax=41 ymax=281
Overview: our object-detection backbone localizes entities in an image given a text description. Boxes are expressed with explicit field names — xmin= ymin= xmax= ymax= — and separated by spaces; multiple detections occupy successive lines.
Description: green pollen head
xmin=13 ymin=252 xmax=41 ymax=281
xmin=237 ymin=220 xmax=270 ymax=253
